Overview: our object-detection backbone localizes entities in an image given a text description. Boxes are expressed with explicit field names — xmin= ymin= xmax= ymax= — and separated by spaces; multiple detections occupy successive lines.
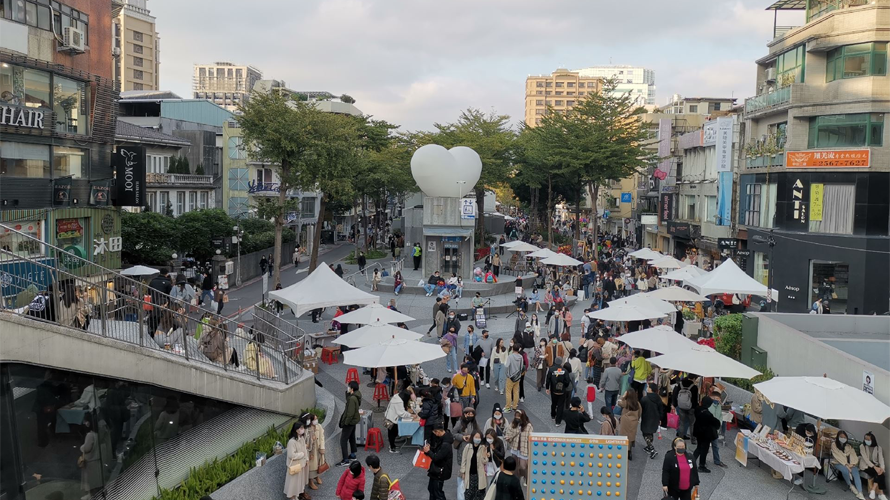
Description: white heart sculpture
xmin=411 ymin=144 xmax=482 ymax=198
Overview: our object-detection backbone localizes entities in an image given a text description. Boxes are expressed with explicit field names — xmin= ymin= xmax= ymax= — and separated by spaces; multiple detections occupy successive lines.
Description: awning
xmin=423 ymin=227 xmax=473 ymax=237
xmin=765 ymin=0 xmax=805 ymax=10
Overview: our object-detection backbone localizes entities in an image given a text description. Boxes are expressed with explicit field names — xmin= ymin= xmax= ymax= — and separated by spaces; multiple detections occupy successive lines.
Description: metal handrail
xmin=0 ymin=223 xmax=302 ymax=383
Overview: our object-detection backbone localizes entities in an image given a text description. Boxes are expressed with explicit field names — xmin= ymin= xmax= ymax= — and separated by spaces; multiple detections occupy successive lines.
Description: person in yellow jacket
xmin=630 ymin=350 xmax=652 ymax=399
xmin=452 ymin=364 xmax=477 ymax=411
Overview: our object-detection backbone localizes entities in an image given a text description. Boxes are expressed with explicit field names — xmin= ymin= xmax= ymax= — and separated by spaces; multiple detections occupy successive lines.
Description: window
xmin=587 ymin=82 xmax=596 ymax=88
xmin=684 ymin=195 xmax=697 ymax=221
xmin=567 ymin=82 xmax=575 ymax=88
xmin=555 ymin=82 xmax=564 ymax=88
xmin=689 ymin=104 xmax=698 ymax=113
xmin=826 ymin=43 xmax=887 ymax=82
xmin=133 ymin=69 xmax=144 ymax=80
xmin=163 ymin=156 xmax=170 ymax=172
xmin=147 ymin=192 xmax=156 ymax=212
xmin=0 ymin=142 xmax=50 ymax=178
xmin=808 ymin=113 xmax=884 ymax=148
xmin=579 ymin=91 xmax=585 ymax=96
xmin=536 ymin=100 xmax=543 ymax=105
xmin=754 ymin=252 xmax=769 ymax=287
xmin=300 ymin=197 xmax=316 ymax=218
xmin=535 ymin=109 xmax=543 ymax=115
xmin=535 ymin=90 xmax=543 ymax=95
xmin=774 ymin=44 xmax=806 ymax=84
xmin=188 ymin=191 xmax=197 ymax=212
xmin=706 ymin=196 xmax=718 ymax=223
xmin=4 ymin=1 xmax=86 ymax=38
xmin=199 ymin=192 xmax=208 ymax=209
xmin=536 ymin=82 xmax=544 ymax=88
xmin=256 ymin=167 xmax=274 ymax=188
xmin=545 ymin=91 xmax=552 ymax=95
xmin=133 ymin=83 xmax=143 ymax=91
xmin=176 ymin=192 xmax=185 ymax=216
xmin=555 ymin=91 xmax=563 ymax=96
xmin=567 ymin=92 xmax=575 ymax=96
xmin=133 ymin=30 xmax=143 ymax=42
xmin=555 ymin=100 xmax=563 ymax=106
xmin=50 ymin=76 xmax=88 ymax=135
xmin=809 ymin=184 xmax=855 ymax=235
xmin=0 ymin=220 xmax=42 ymax=257
xmin=545 ymin=82 xmax=552 ymax=87
xmin=133 ymin=56 xmax=143 ymax=67
xmin=544 ymin=100 xmax=551 ymax=106
xmin=566 ymin=100 xmax=575 ymax=106
xmin=133 ymin=44 xmax=143 ymax=54
xmin=227 ymin=137 xmax=246 ymax=160
xmin=53 ymin=147 xmax=88 ymax=178
xmin=159 ymin=191 xmax=170 ymax=213
xmin=744 ymin=184 xmax=761 ymax=226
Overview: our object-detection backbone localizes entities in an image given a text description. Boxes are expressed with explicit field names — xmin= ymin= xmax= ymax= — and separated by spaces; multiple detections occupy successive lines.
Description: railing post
xmin=182 ymin=310 xmax=190 ymax=362
xmin=99 ymin=290 xmax=108 ymax=338
xmin=137 ymin=300 xmax=145 ymax=347
xmin=254 ymin=339 xmax=262 ymax=382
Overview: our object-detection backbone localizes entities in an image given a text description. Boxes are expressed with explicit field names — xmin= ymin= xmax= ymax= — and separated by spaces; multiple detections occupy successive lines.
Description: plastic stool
xmin=321 ymin=347 xmax=340 ymax=365
xmin=365 ymin=427 xmax=383 ymax=453
xmin=372 ymin=383 xmax=389 ymax=408
xmin=345 ymin=368 xmax=360 ymax=385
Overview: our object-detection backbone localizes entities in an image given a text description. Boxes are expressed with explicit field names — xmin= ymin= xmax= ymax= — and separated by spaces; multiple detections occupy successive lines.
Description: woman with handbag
xmin=284 ymin=422 xmax=310 ymax=500
xmin=616 ymin=390 xmax=641 ymax=460
xmin=303 ymin=413 xmax=327 ymax=490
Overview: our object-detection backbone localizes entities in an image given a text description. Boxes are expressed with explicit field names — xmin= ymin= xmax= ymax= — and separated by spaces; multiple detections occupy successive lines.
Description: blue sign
xmin=620 ymin=192 xmax=632 ymax=203
xmin=1 ymin=258 xmax=57 ymax=298
xmin=717 ymin=172 xmax=732 ymax=226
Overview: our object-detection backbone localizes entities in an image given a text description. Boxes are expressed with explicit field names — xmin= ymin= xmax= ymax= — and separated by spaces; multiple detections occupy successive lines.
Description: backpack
xmin=28 ymin=294 xmax=47 ymax=313
xmin=552 ymin=370 xmax=566 ymax=394
xmin=448 ymin=386 xmax=461 ymax=404
xmin=521 ymin=331 xmax=535 ymax=349
xmin=677 ymin=386 xmax=693 ymax=411
xmin=506 ymin=355 xmax=522 ymax=382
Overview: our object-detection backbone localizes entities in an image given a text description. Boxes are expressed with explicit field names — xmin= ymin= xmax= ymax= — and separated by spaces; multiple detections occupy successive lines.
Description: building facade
xmin=573 ymin=65 xmax=656 ymax=106
xmin=660 ymin=95 xmax=737 ymax=115
xmin=524 ymin=69 xmax=602 ymax=127
xmin=192 ymin=62 xmax=262 ymax=112
xmin=1 ymin=0 xmax=122 ymax=271
xmin=112 ymin=0 xmax=159 ymax=91
xmin=739 ymin=0 xmax=889 ymax=315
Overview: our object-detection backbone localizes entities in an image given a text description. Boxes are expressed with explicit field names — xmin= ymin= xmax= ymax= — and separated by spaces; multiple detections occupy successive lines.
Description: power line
xmin=767 ymin=232 xmax=890 ymax=255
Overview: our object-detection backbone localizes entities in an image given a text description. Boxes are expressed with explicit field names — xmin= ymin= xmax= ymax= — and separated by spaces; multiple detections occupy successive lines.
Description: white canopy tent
xmin=528 ymin=248 xmax=559 ymax=259
xmin=268 ymin=261 xmax=380 ymax=317
xmin=500 ymin=241 xmax=522 ymax=248
xmin=343 ymin=338 xmax=446 ymax=368
xmin=643 ymin=286 xmax=709 ymax=303
xmin=608 ymin=295 xmax=677 ymax=315
xmin=648 ymin=345 xmax=762 ymax=379
xmin=505 ymin=241 xmax=540 ymax=253
xmin=662 ymin=266 xmax=709 ymax=283
xmin=587 ymin=304 xmax=667 ymax=322
xmin=685 ymin=259 xmax=778 ymax=300
xmin=541 ymin=254 xmax=584 ymax=267
xmin=754 ymin=376 xmax=890 ymax=424
xmin=648 ymin=255 xmax=689 ymax=270
xmin=630 ymin=248 xmax=663 ymax=260
xmin=120 ymin=265 xmax=160 ymax=276
xmin=334 ymin=303 xmax=414 ymax=325
xmin=333 ymin=323 xmax=423 ymax=348
xmin=618 ymin=325 xmax=698 ymax=354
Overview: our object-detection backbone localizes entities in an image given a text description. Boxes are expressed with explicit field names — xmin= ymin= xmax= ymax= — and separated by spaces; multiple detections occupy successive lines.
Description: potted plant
xmin=682 ymin=308 xmax=701 ymax=339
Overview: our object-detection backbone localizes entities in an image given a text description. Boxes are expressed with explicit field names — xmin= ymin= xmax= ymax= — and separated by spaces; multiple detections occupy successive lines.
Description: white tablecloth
xmin=741 ymin=431 xmax=820 ymax=481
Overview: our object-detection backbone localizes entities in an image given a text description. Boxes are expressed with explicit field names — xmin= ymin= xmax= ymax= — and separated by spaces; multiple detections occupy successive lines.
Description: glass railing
xmin=744 ymin=86 xmax=791 ymax=114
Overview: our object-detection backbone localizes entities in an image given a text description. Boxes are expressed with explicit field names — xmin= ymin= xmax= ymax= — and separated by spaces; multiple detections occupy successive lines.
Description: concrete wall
xmin=750 ymin=313 xmax=890 ymax=469
xmin=0 ymin=313 xmax=314 ymax=416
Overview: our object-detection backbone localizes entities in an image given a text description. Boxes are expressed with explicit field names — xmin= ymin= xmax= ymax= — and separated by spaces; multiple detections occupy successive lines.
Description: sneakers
xmin=500 ymin=391 xmax=505 ymax=395
xmin=869 ymin=491 xmax=876 ymax=500
xmin=649 ymin=449 xmax=658 ymax=459
xmin=348 ymin=453 xmax=356 ymax=460
xmin=388 ymin=448 xmax=399 ymax=454
xmin=876 ymin=493 xmax=887 ymax=500
xmin=699 ymin=466 xmax=711 ymax=473
xmin=520 ymin=397 xmax=525 ymax=402
xmin=486 ymin=383 xmax=491 ymax=388
xmin=504 ymin=408 xmax=513 ymax=413
xmin=714 ymin=462 xmax=728 ymax=468
xmin=336 ymin=460 xmax=350 ymax=467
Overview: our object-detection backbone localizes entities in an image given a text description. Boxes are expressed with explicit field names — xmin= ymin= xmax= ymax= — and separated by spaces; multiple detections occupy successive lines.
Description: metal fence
xmin=0 ymin=223 xmax=305 ymax=384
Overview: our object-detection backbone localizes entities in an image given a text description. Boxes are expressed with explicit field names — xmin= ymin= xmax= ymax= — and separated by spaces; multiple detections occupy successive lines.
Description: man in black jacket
xmin=545 ymin=361 xmax=571 ymax=426
xmin=562 ymin=397 xmax=591 ymax=434
xmin=672 ymin=375 xmax=699 ymax=441
xmin=147 ymin=269 xmax=173 ymax=336
xmin=641 ymin=383 xmax=664 ymax=459
xmin=200 ymin=271 xmax=213 ymax=305
xmin=423 ymin=423 xmax=453 ymax=500
xmin=692 ymin=396 xmax=721 ymax=473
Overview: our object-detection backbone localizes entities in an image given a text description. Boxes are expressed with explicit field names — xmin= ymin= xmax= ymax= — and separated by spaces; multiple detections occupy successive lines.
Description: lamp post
xmin=233 ymin=225 xmax=243 ymax=287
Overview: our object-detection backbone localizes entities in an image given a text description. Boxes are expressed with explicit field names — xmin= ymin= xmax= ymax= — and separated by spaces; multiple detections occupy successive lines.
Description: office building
xmin=660 ymin=94 xmax=737 ymax=115
xmin=193 ymin=61 xmax=263 ymax=112
xmin=524 ymin=69 xmax=602 ymax=127
xmin=112 ymin=0 xmax=160 ymax=91
xmin=739 ymin=0 xmax=889 ymax=315
xmin=573 ymin=65 xmax=656 ymax=106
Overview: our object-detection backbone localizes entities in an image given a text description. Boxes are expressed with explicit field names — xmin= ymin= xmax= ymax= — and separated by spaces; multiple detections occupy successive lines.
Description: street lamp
xmin=233 ymin=225 xmax=243 ymax=287
xmin=170 ymin=252 xmax=178 ymax=278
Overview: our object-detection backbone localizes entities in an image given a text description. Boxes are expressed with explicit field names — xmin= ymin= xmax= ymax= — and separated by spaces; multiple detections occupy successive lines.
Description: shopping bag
xmin=457 ymin=477 xmax=465 ymax=500
xmin=667 ymin=411 xmax=680 ymax=430
xmin=412 ymin=449 xmax=431 ymax=470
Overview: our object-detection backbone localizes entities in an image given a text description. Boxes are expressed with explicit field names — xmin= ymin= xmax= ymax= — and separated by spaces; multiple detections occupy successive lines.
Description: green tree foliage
xmin=175 ymin=209 xmax=235 ymax=261
xmin=340 ymin=94 xmax=356 ymax=104
xmin=194 ymin=164 xmax=205 ymax=175
xmin=121 ymin=211 xmax=176 ymax=265
xmin=714 ymin=313 xmax=744 ymax=360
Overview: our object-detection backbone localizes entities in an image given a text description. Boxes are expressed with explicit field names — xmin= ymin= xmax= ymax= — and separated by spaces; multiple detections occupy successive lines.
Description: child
xmin=336 ymin=461 xmax=365 ymax=500
xmin=586 ymin=383 xmax=597 ymax=417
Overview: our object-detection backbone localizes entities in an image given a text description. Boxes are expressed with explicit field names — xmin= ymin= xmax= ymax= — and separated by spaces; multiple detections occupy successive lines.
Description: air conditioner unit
xmin=765 ymin=67 xmax=776 ymax=83
xmin=61 ymin=27 xmax=85 ymax=53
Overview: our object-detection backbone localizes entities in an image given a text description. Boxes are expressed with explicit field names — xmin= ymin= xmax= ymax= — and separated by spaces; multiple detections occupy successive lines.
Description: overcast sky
xmin=150 ymin=0 xmax=803 ymax=132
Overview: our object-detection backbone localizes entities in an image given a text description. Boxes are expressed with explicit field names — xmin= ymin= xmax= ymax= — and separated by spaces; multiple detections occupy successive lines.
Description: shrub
xmin=344 ymin=249 xmax=387 ymax=264
xmin=300 ymin=407 xmax=327 ymax=423
xmin=714 ymin=314 xmax=743 ymax=360
xmin=725 ymin=366 xmax=776 ymax=392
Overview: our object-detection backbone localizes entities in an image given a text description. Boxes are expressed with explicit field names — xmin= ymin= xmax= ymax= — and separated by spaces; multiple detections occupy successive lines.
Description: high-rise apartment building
xmin=112 ymin=0 xmax=160 ymax=91
xmin=573 ymin=65 xmax=656 ymax=106
xmin=524 ymin=69 xmax=602 ymax=127
xmin=193 ymin=62 xmax=263 ymax=112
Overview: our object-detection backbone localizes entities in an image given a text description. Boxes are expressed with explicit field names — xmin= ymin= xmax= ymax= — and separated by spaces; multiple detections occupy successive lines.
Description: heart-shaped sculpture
xmin=410 ymin=144 xmax=482 ymax=198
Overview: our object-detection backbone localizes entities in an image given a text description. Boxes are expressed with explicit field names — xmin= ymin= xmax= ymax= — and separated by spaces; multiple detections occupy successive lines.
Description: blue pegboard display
xmin=528 ymin=433 xmax=629 ymax=499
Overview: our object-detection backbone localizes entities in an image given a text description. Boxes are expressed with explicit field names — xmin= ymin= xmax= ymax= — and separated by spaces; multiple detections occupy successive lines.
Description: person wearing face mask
xmin=832 ymin=430 xmax=867 ymax=500
xmin=79 ymin=413 xmax=103 ymax=496
xmin=453 ymin=364 xmax=478 ymax=411
xmin=336 ymin=381 xmax=362 ymax=467
xmin=303 ymin=412 xmax=326 ymax=490
xmin=444 ymin=311 xmax=461 ymax=338
xmin=563 ymin=396 xmax=591 ymax=435
xmin=485 ymin=428 xmax=506 ymax=470
xmin=504 ymin=410 xmax=533 ymax=484
xmin=452 ymin=407 xmax=482 ymax=453
xmin=533 ymin=338 xmax=548 ymax=392
xmin=418 ymin=388 xmax=444 ymax=442
xmin=859 ymin=431 xmax=887 ymax=500
xmin=422 ymin=423 xmax=453 ymax=500
xmin=662 ymin=437 xmax=700 ymax=500
xmin=285 ymin=422 xmax=310 ymax=500
xmin=384 ymin=389 xmax=413 ymax=453
xmin=691 ymin=395 xmax=722 ymax=473
xmin=483 ymin=403 xmax=506 ymax=437
xmin=459 ymin=431 xmax=490 ymax=500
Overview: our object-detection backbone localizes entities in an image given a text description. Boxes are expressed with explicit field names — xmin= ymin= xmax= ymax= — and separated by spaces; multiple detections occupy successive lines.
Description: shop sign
xmin=52 ymin=178 xmax=72 ymax=207
xmin=56 ymin=219 xmax=83 ymax=240
xmin=717 ymin=238 xmax=738 ymax=249
xmin=93 ymin=236 xmax=122 ymax=256
xmin=640 ymin=214 xmax=658 ymax=225
xmin=810 ymin=183 xmax=823 ymax=221
xmin=715 ymin=117 xmax=733 ymax=173
xmin=89 ymin=180 xmax=111 ymax=207
xmin=660 ymin=193 xmax=673 ymax=222
xmin=101 ymin=214 xmax=115 ymax=234
xmin=460 ymin=198 xmax=476 ymax=220
xmin=786 ymin=150 xmax=869 ymax=168
xmin=789 ymin=178 xmax=808 ymax=225
xmin=702 ymin=121 xmax=718 ymax=147
xmin=0 ymin=258 xmax=56 ymax=296
xmin=620 ymin=192 xmax=632 ymax=203
xmin=115 ymin=146 xmax=146 ymax=207
xmin=60 ymin=245 xmax=87 ymax=269
xmin=735 ymin=250 xmax=751 ymax=257
xmin=0 ymin=105 xmax=45 ymax=129
xmin=667 ymin=221 xmax=691 ymax=238
xmin=247 ymin=181 xmax=281 ymax=193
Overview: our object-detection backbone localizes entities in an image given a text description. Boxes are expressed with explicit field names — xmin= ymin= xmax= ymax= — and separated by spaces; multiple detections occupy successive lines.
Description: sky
xmin=149 ymin=0 xmax=804 ymax=132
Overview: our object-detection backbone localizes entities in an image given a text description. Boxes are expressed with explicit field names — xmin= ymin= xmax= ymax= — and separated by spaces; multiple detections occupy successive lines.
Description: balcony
xmin=744 ymin=85 xmax=791 ymax=115
xmin=744 ymin=152 xmax=785 ymax=169
xmin=146 ymin=172 xmax=215 ymax=186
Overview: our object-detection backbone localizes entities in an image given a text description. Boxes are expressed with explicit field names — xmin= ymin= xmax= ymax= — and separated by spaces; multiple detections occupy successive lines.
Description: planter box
xmin=684 ymin=321 xmax=702 ymax=338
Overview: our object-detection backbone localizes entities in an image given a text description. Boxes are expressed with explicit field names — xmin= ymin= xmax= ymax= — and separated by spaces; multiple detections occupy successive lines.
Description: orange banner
xmin=785 ymin=150 xmax=870 ymax=168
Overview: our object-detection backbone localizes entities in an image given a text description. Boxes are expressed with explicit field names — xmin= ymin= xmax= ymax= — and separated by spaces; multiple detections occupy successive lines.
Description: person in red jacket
xmin=335 ymin=461 xmax=365 ymax=500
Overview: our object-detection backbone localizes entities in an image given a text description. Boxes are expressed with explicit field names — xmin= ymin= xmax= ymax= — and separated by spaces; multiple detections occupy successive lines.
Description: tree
xmin=164 ymin=200 xmax=174 ymax=217
xmin=340 ymin=94 xmax=356 ymax=104
xmin=195 ymin=163 xmax=205 ymax=175
xmin=426 ymin=109 xmax=515 ymax=246
xmin=174 ymin=209 xmax=235 ymax=261
xmin=121 ymin=211 xmax=176 ymax=265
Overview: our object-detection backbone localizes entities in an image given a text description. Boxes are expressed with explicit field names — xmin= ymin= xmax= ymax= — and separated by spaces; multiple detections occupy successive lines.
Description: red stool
xmin=372 ymin=383 xmax=389 ymax=408
xmin=321 ymin=346 xmax=340 ymax=365
xmin=365 ymin=427 xmax=383 ymax=453
xmin=725 ymin=413 xmax=738 ymax=432
xmin=345 ymin=368 xmax=360 ymax=385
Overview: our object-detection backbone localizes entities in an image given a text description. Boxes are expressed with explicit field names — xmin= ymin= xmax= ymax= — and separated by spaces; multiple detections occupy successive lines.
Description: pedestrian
xmin=545 ymin=361 xmax=571 ymax=426
xmin=617 ymin=389 xmax=641 ymax=460
xmin=599 ymin=406 xmax=617 ymax=435
xmin=335 ymin=264 xmax=344 ymax=278
xmin=459 ymin=431 xmax=489 ymax=500
xmin=304 ymin=412 xmax=326 ymax=490
xmin=490 ymin=338 xmax=508 ymax=395
xmin=384 ymin=389 xmax=413 ymax=453
xmin=336 ymin=381 xmax=361 ymax=467
xmin=563 ymin=396 xmax=591 ymax=434
xmin=485 ymin=428 xmax=506 ymax=470
xmin=422 ymin=423 xmax=453 ymax=500
xmin=504 ymin=410 xmax=532 ymax=484
xmin=463 ymin=324 xmax=479 ymax=359
xmin=504 ymin=344 xmax=524 ymax=412
xmin=662 ymin=437 xmax=700 ymax=500
xmin=79 ymin=413 xmax=102 ymax=497
xmin=335 ymin=461 xmax=365 ymax=500
xmin=641 ymin=382 xmax=663 ymax=459
xmin=365 ymin=454 xmax=390 ymax=500
xmin=452 ymin=407 xmax=482 ymax=456
xmin=293 ymin=247 xmax=300 ymax=266
xmin=442 ymin=377 xmax=462 ymax=431
xmin=284 ymin=422 xmax=310 ymax=500
xmin=393 ymin=271 xmax=403 ymax=295
xmin=442 ymin=328 xmax=459 ymax=372
xmin=371 ymin=268 xmax=381 ymax=291
xmin=476 ymin=329 xmax=495 ymax=388
xmin=412 ymin=243 xmax=422 ymax=271
xmin=417 ymin=387 xmax=443 ymax=442
xmin=600 ymin=357 xmax=622 ymax=409
xmin=268 ymin=253 xmax=274 ymax=277
xmin=673 ymin=374 xmax=699 ymax=440
xmin=533 ymin=338 xmax=548 ymax=391
xmin=452 ymin=365 xmax=477 ymax=412
xmin=215 ymin=289 xmax=225 ymax=315
xmin=492 ymin=252 xmax=501 ymax=277
xmin=859 ymin=431 xmax=887 ymax=500
xmin=428 ymin=297 xmax=444 ymax=336
xmin=692 ymin=396 xmax=721 ymax=473
xmin=831 ymin=430 xmax=867 ymax=500
xmin=260 ymin=255 xmax=268 ymax=277
xmin=630 ymin=350 xmax=651 ymax=399
xmin=491 ymin=457 xmax=525 ymax=500
xmin=482 ymin=403 xmax=506 ymax=437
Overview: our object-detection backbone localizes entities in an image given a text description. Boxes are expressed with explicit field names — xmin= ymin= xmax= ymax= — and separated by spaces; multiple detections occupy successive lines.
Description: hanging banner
xmin=653 ymin=118 xmax=672 ymax=180
xmin=115 ymin=146 xmax=146 ymax=207
xmin=89 ymin=180 xmax=112 ymax=206
xmin=660 ymin=193 xmax=673 ymax=222
xmin=52 ymin=178 xmax=72 ymax=207
xmin=810 ymin=183 xmax=824 ymax=221
xmin=717 ymin=171 xmax=732 ymax=226
xmin=715 ymin=117 xmax=733 ymax=173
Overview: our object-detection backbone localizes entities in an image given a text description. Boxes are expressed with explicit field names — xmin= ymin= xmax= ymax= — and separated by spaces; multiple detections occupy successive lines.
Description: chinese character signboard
xmin=810 ymin=183 xmax=824 ymax=221
xmin=640 ymin=214 xmax=658 ymax=225
xmin=660 ymin=193 xmax=673 ymax=222
xmin=715 ymin=117 xmax=733 ymax=173
xmin=786 ymin=150 xmax=870 ymax=168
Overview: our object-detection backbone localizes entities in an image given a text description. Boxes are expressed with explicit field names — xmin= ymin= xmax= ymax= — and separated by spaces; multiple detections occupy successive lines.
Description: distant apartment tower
xmin=113 ymin=0 xmax=160 ymax=91
xmin=524 ymin=69 xmax=603 ymax=127
xmin=573 ymin=65 xmax=656 ymax=106
xmin=193 ymin=62 xmax=263 ymax=112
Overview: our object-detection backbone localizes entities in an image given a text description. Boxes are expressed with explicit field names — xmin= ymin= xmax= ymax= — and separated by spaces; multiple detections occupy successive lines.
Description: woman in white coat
xmin=285 ymin=422 xmax=310 ymax=500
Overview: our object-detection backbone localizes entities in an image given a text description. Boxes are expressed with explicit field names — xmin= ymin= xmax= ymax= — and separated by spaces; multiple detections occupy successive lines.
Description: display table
xmin=397 ymin=419 xmax=424 ymax=446
xmin=741 ymin=430 xmax=820 ymax=480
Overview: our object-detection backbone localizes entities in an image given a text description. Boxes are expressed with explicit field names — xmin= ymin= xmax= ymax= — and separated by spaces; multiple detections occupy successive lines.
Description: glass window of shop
xmin=809 ymin=184 xmax=855 ymax=235
xmin=0 ymin=142 xmax=50 ymax=178
xmin=826 ymin=43 xmax=887 ymax=82
xmin=810 ymin=261 xmax=849 ymax=314
xmin=53 ymin=76 xmax=90 ymax=135
xmin=808 ymin=113 xmax=884 ymax=148
xmin=754 ymin=251 xmax=770 ymax=288
xmin=0 ymin=363 xmax=234 ymax=500
xmin=0 ymin=63 xmax=51 ymax=110
xmin=774 ymin=45 xmax=806 ymax=85
xmin=0 ymin=221 xmax=42 ymax=258
xmin=53 ymin=147 xmax=89 ymax=179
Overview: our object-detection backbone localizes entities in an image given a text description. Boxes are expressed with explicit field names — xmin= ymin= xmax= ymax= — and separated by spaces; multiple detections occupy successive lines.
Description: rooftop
xmin=762 ymin=313 xmax=890 ymax=370
xmin=115 ymin=120 xmax=191 ymax=147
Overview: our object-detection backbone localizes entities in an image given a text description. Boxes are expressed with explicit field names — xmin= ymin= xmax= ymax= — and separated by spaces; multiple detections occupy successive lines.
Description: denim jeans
xmin=833 ymin=464 xmax=864 ymax=493
xmin=394 ymin=283 xmax=403 ymax=294
xmin=711 ymin=438 xmax=722 ymax=465
xmin=423 ymin=284 xmax=436 ymax=294
xmin=605 ymin=390 xmax=618 ymax=409
xmin=677 ymin=408 xmax=696 ymax=438
xmin=492 ymin=362 xmax=505 ymax=391
xmin=200 ymin=289 xmax=213 ymax=305
xmin=446 ymin=348 xmax=458 ymax=371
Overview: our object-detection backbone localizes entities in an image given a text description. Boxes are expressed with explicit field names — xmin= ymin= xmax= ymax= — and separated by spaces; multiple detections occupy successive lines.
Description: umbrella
xmin=685 ymin=259 xmax=779 ymax=300
xmin=754 ymin=376 xmax=890 ymax=424
xmin=528 ymin=248 xmax=559 ymax=259
xmin=541 ymin=254 xmax=583 ymax=267
xmin=334 ymin=303 xmax=415 ymax=325
xmin=505 ymin=241 xmax=540 ymax=253
xmin=120 ymin=265 xmax=160 ymax=276
xmin=500 ymin=241 xmax=522 ymax=248
xmin=662 ymin=266 xmax=709 ymax=283
xmin=587 ymin=304 xmax=667 ymax=321
xmin=648 ymin=256 xmax=689 ymax=270
xmin=648 ymin=345 xmax=762 ymax=379
xmin=644 ymin=286 xmax=709 ymax=302
xmin=333 ymin=323 xmax=423 ymax=348
xmin=630 ymin=249 xmax=662 ymax=260
xmin=617 ymin=325 xmax=698 ymax=354
xmin=343 ymin=338 xmax=446 ymax=368
xmin=608 ymin=295 xmax=677 ymax=315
